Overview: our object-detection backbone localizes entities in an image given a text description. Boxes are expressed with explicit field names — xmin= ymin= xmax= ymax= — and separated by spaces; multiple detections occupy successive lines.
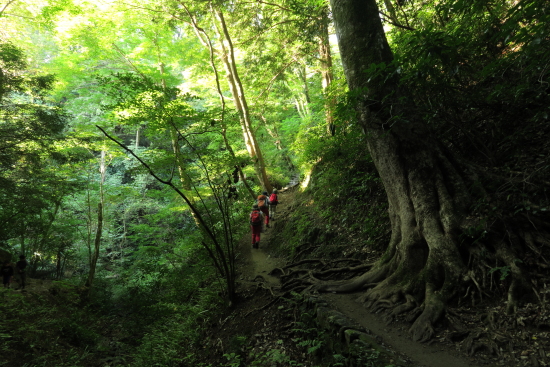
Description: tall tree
xmin=167 ymin=0 xmax=272 ymax=192
xmin=323 ymin=0 xmax=550 ymax=344
xmin=322 ymin=0 xmax=479 ymax=342
xmin=85 ymin=150 xmax=106 ymax=289
xmin=317 ymin=5 xmax=336 ymax=136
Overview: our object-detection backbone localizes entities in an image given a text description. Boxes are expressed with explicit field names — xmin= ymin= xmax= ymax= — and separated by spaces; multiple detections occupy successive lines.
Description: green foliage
xmin=278 ymin=125 xmax=389 ymax=258
xmin=249 ymin=348 xmax=304 ymax=366
xmin=489 ymin=259 xmax=523 ymax=281
xmin=0 ymin=246 xmax=224 ymax=367
xmin=379 ymin=0 xmax=550 ymax=248
xmin=126 ymin=278 xmax=224 ymax=367
xmin=0 ymin=40 xmax=84 ymax=247
xmin=392 ymin=3 xmax=549 ymax=157
xmin=0 ymin=282 xmax=98 ymax=367
xmin=223 ymin=352 xmax=242 ymax=367
xmin=2 ymin=0 xmax=548 ymax=365
xmin=257 ymin=293 xmax=392 ymax=367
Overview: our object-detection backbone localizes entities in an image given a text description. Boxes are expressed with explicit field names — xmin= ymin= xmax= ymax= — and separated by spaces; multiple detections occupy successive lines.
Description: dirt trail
xmin=247 ymin=246 xmax=282 ymax=286
xmin=240 ymin=187 xmax=490 ymax=367
xmin=322 ymin=293 xmax=483 ymax=367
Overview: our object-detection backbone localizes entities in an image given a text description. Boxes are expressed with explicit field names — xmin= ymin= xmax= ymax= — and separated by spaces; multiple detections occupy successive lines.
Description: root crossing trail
xmin=240 ymin=187 xmax=485 ymax=367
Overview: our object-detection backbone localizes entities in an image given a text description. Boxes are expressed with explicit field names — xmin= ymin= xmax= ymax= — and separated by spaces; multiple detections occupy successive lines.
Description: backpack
xmin=269 ymin=193 xmax=278 ymax=205
xmin=257 ymin=195 xmax=268 ymax=209
xmin=250 ymin=210 xmax=262 ymax=226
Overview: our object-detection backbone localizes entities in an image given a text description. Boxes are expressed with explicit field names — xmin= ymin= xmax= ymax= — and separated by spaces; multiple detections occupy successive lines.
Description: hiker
xmin=269 ymin=189 xmax=279 ymax=220
xmin=15 ymin=255 xmax=28 ymax=290
xmin=1 ymin=261 xmax=14 ymax=289
xmin=250 ymin=204 xmax=265 ymax=248
xmin=256 ymin=191 xmax=270 ymax=228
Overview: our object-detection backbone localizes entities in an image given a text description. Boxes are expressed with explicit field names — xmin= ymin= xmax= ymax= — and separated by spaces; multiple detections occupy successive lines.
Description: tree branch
xmin=95 ymin=125 xmax=229 ymax=277
xmin=379 ymin=11 xmax=415 ymax=31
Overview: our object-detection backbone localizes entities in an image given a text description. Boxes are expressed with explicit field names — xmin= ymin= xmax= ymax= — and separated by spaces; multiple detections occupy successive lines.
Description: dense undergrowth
xmin=0 ymin=248 xmax=224 ymax=367
xmin=197 ymin=289 xmax=396 ymax=367
xmin=274 ymin=131 xmax=390 ymax=261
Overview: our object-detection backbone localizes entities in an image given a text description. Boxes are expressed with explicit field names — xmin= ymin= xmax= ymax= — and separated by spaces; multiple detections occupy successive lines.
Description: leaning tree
xmin=318 ymin=0 xmax=544 ymax=342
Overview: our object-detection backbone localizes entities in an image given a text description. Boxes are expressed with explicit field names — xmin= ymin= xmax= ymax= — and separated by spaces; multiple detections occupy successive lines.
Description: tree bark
xmin=317 ymin=7 xmax=336 ymax=136
xmin=326 ymin=0 xmax=472 ymax=342
xmin=85 ymin=202 xmax=103 ymax=288
xmin=213 ymin=7 xmax=272 ymax=193
xmin=178 ymin=6 xmax=256 ymax=200
xmin=86 ymin=150 xmax=106 ymax=289
xmin=179 ymin=2 xmax=272 ymax=192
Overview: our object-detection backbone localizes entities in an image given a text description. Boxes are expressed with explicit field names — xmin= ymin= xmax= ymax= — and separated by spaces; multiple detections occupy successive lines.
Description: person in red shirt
xmin=256 ymin=191 xmax=270 ymax=228
xmin=269 ymin=189 xmax=279 ymax=220
xmin=250 ymin=204 xmax=265 ymax=248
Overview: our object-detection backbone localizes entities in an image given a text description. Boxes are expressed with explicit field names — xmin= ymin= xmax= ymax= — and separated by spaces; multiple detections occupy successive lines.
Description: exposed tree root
xmin=252 ymin=276 xmax=279 ymax=297
xmin=269 ymin=258 xmax=376 ymax=294
xmin=320 ymin=259 xmax=365 ymax=270
xmin=317 ymin=263 xmax=392 ymax=293
xmin=291 ymin=245 xmax=320 ymax=262
xmin=462 ymin=330 xmax=502 ymax=357
xmin=269 ymin=213 xmax=550 ymax=356
xmin=243 ymin=297 xmax=280 ymax=318
xmin=407 ymin=283 xmax=446 ymax=342
xmin=405 ymin=307 xmax=423 ymax=323
xmin=385 ymin=294 xmax=417 ymax=323
xmin=312 ymin=263 xmax=373 ymax=279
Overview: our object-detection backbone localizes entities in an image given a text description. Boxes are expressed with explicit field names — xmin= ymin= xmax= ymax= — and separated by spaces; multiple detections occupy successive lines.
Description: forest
xmin=1 ymin=0 xmax=549 ymax=366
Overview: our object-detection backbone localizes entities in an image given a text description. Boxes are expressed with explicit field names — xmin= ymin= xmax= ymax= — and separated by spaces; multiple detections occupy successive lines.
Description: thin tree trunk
xmin=382 ymin=0 xmax=398 ymax=24
xmin=85 ymin=150 xmax=106 ymax=289
xmin=221 ymin=126 xmax=256 ymax=199
xmin=85 ymin=202 xmax=103 ymax=288
xmin=297 ymin=64 xmax=311 ymax=105
xmin=318 ymin=7 xmax=336 ymax=136
xmin=56 ymin=250 xmax=62 ymax=280
xmin=169 ymin=123 xmax=193 ymax=190
xmin=156 ymin=49 xmax=194 ymax=191
xmin=212 ymin=7 xmax=272 ymax=193
xmin=178 ymin=2 xmax=272 ymax=192
xmin=163 ymin=15 xmax=255 ymax=200
xmin=19 ymin=227 xmax=25 ymax=259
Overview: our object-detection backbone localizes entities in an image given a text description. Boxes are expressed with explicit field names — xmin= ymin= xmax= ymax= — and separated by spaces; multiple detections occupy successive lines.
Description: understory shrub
xmin=275 ymin=129 xmax=390 ymax=259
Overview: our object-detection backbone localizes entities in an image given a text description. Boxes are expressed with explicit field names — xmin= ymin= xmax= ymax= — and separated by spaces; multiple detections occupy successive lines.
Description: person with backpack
xmin=250 ymin=204 xmax=264 ymax=248
xmin=269 ymin=189 xmax=279 ymax=220
xmin=256 ymin=191 xmax=270 ymax=228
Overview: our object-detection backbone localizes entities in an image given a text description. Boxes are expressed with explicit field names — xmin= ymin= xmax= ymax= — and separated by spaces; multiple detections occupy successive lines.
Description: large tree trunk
xmin=325 ymin=0 xmax=472 ymax=342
